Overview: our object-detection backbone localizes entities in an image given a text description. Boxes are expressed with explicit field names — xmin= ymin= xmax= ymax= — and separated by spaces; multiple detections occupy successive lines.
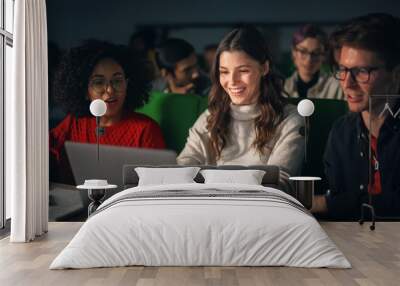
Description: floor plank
xmin=0 ymin=222 xmax=399 ymax=286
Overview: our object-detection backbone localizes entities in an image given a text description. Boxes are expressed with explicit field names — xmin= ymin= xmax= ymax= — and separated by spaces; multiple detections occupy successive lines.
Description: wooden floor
xmin=0 ymin=222 xmax=399 ymax=286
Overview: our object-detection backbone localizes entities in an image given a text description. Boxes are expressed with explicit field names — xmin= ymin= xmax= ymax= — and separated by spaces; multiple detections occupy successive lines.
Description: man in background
xmin=153 ymin=38 xmax=210 ymax=96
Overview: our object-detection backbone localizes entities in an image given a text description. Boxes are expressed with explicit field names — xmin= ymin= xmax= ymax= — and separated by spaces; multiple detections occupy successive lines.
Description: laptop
xmin=65 ymin=141 xmax=177 ymax=186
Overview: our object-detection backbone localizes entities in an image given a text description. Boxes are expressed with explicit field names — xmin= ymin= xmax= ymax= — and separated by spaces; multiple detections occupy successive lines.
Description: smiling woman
xmin=219 ymin=50 xmax=268 ymax=105
xmin=87 ymin=58 xmax=129 ymax=125
xmin=177 ymin=26 xmax=305 ymax=192
xmin=49 ymin=40 xmax=166 ymax=184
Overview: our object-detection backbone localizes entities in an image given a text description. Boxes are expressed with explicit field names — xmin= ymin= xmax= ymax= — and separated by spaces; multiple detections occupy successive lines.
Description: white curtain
xmin=7 ymin=0 xmax=48 ymax=242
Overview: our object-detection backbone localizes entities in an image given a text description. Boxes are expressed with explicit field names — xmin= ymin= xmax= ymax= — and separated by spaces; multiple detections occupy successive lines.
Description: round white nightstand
xmin=289 ymin=176 xmax=321 ymax=210
xmin=77 ymin=180 xmax=117 ymax=216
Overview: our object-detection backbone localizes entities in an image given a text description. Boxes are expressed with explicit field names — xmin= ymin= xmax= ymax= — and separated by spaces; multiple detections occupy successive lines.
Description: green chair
xmin=198 ymin=96 xmax=208 ymax=114
xmin=136 ymin=92 xmax=208 ymax=153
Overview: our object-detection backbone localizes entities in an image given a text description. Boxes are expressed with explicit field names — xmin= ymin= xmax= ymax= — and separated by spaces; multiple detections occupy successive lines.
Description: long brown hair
xmin=207 ymin=26 xmax=287 ymax=159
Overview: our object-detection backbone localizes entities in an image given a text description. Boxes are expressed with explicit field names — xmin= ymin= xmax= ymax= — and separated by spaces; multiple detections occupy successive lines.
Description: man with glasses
xmin=153 ymin=38 xmax=210 ymax=96
xmin=311 ymin=13 xmax=400 ymax=219
xmin=284 ymin=24 xmax=344 ymax=100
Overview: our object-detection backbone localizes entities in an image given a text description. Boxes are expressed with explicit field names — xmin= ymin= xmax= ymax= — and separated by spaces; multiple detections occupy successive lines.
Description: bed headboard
xmin=122 ymin=165 xmax=280 ymax=189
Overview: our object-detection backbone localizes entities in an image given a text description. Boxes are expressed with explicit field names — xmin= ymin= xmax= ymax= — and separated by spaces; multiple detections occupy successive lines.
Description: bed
xmin=50 ymin=165 xmax=350 ymax=269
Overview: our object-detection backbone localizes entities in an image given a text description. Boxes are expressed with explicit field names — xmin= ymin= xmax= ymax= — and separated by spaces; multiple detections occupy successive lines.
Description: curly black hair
xmin=53 ymin=39 xmax=152 ymax=116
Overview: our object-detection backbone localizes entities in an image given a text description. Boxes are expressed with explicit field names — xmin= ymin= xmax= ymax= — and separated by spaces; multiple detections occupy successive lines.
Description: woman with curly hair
xmin=50 ymin=40 xmax=165 ymax=184
xmin=177 ymin=27 xmax=304 ymax=191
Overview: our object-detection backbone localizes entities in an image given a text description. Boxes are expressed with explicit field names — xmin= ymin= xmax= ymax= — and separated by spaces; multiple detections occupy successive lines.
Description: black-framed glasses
xmin=294 ymin=47 xmax=324 ymax=60
xmin=88 ymin=77 xmax=128 ymax=93
xmin=333 ymin=66 xmax=384 ymax=84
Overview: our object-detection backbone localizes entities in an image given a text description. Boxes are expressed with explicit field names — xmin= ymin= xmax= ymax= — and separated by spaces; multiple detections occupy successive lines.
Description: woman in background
xmin=50 ymin=40 xmax=165 ymax=184
xmin=177 ymin=27 xmax=304 ymax=191
xmin=285 ymin=24 xmax=344 ymax=100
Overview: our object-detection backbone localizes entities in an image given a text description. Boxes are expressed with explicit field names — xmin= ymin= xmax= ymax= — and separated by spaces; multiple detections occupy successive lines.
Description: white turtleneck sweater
xmin=177 ymin=103 xmax=305 ymax=191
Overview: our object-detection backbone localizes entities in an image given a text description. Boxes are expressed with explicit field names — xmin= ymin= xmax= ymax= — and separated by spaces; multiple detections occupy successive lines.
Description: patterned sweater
xmin=177 ymin=103 xmax=305 ymax=192
xmin=50 ymin=112 xmax=165 ymax=184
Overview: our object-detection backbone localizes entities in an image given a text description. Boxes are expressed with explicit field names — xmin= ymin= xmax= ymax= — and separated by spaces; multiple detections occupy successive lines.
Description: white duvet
xmin=50 ymin=183 xmax=351 ymax=269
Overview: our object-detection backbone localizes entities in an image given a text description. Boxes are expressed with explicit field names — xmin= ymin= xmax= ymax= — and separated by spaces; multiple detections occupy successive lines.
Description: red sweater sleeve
xmin=49 ymin=115 xmax=73 ymax=163
xmin=139 ymin=118 xmax=166 ymax=149
xmin=49 ymin=115 xmax=75 ymax=183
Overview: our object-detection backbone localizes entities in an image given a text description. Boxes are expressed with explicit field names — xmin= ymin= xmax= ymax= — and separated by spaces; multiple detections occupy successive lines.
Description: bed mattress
xmin=50 ymin=183 xmax=350 ymax=269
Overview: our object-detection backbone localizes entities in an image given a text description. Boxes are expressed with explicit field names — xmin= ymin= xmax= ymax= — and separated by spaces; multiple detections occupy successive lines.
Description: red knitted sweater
xmin=50 ymin=112 xmax=165 ymax=184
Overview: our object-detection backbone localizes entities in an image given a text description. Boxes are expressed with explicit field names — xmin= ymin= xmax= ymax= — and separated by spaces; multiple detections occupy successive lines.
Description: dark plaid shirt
xmin=324 ymin=111 xmax=400 ymax=219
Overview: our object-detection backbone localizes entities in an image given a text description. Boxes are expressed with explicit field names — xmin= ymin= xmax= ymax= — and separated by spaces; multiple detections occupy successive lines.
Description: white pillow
xmin=135 ymin=167 xmax=201 ymax=186
xmin=200 ymin=169 xmax=266 ymax=185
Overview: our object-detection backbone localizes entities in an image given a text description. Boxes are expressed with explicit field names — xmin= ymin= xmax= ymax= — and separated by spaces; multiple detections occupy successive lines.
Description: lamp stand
xmin=96 ymin=116 xmax=100 ymax=162
xmin=95 ymin=117 xmax=106 ymax=160
xmin=304 ymin=116 xmax=309 ymax=164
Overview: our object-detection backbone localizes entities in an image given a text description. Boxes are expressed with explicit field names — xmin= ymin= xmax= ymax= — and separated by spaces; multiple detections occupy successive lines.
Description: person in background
xmin=312 ymin=13 xmax=400 ymax=219
xmin=153 ymin=38 xmax=210 ymax=96
xmin=50 ymin=40 xmax=165 ymax=184
xmin=177 ymin=26 xmax=304 ymax=192
xmin=327 ymin=27 xmax=342 ymax=71
xmin=285 ymin=24 xmax=344 ymax=100
xmin=128 ymin=28 xmax=159 ymax=80
xmin=128 ymin=29 xmax=157 ymax=57
xmin=203 ymin=43 xmax=218 ymax=74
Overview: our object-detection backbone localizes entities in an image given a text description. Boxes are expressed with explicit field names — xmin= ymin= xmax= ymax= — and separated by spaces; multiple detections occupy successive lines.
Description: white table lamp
xmin=297 ymin=99 xmax=314 ymax=117
xmin=90 ymin=99 xmax=107 ymax=117
xmin=297 ymin=99 xmax=315 ymax=163
xmin=89 ymin=99 xmax=107 ymax=161
xmin=78 ymin=99 xmax=116 ymax=216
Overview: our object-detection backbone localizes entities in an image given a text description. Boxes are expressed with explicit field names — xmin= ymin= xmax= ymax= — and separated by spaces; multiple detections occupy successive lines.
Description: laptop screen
xmin=65 ymin=141 xmax=177 ymax=186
